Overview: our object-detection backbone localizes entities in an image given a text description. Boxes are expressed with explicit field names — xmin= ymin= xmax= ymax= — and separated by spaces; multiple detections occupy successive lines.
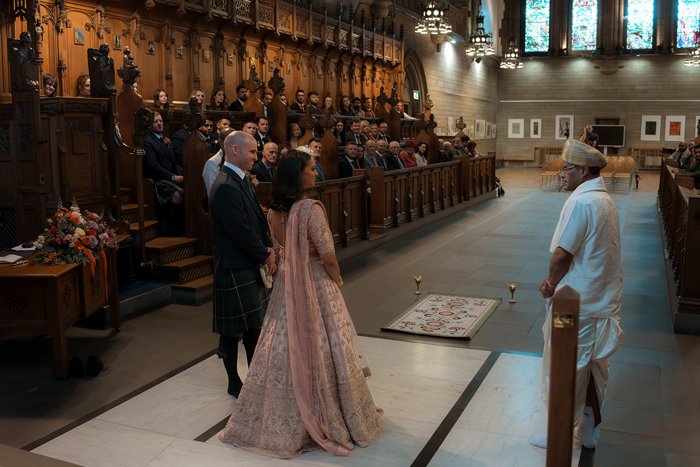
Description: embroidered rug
xmin=381 ymin=293 xmax=502 ymax=339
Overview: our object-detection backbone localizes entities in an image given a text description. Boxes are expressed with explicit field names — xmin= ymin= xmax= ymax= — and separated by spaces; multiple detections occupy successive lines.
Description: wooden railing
xmin=658 ymin=162 xmax=700 ymax=330
xmin=631 ymin=147 xmax=665 ymax=170
xmin=533 ymin=146 xmax=564 ymax=166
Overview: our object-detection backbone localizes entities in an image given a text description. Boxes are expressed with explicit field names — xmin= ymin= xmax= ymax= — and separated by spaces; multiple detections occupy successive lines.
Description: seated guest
xmin=452 ymin=138 xmax=467 ymax=155
xmin=460 ymin=134 xmax=471 ymax=145
xmin=228 ymin=85 xmax=248 ymax=111
xmin=376 ymin=139 xmax=388 ymax=156
xmin=338 ymin=95 xmax=355 ymax=116
xmin=133 ymin=82 xmax=139 ymax=94
xmin=669 ymin=141 xmax=690 ymax=166
xmin=339 ymin=141 xmax=361 ymax=178
xmin=262 ymin=92 xmax=272 ymax=116
xmin=200 ymin=119 xmax=220 ymax=154
xmin=369 ymin=123 xmax=380 ymax=142
xmin=322 ymin=95 xmax=337 ymax=115
xmin=360 ymin=120 xmax=372 ymax=141
xmin=208 ymin=88 xmax=228 ymax=110
xmin=288 ymin=123 xmax=301 ymax=149
xmin=677 ymin=144 xmax=700 ymax=188
xmin=183 ymin=88 xmax=205 ymax=110
xmin=308 ymin=138 xmax=325 ymax=182
xmin=395 ymin=101 xmax=416 ymax=120
xmin=153 ymin=88 xmax=169 ymax=109
xmin=216 ymin=117 xmax=231 ymax=132
xmin=362 ymin=140 xmax=384 ymax=174
xmin=279 ymin=93 xmax=290 ymax=111
xmin=250 ymin=142 xmax=278 ymax=183
xmin=386 ymin=141 xmax=405 ymax=170
xmin=377 ymin=122 xmax=390 ymax=144
xmin=307 ymin=91 xmax=323 ymax=114
xmin=415 ymin=141 xmax=429 ymax=166
xmin=352 ymin=97 xmax=365 ymax=117
xmin=242 ymin=121 xmax=257 ymax=136
xmin=362 ymin=97 xmax=375 ymax=117
xmin=143 ymin=112 xmax=184 ymax=234
xmin=277 ymin=144 xmax=290 ymax=160
xmin=43 ymin=73 xmax=57 ymax=97
xmin=444 ymin=141 xmax=455 ymax=160
xmin=202 ymin=127 xmax=235 ymax=195
xmin=346 ymin=118 xmax=367 ymax=146
xmin=437 ymin=140 xmax=451 ymax=163
xmin=76 ymin=73 xmax=90 ymax=97
xmin=254 ymin=116 xmax=271 ymax=151
xmin=331 ymin=120 xmax=346 ymax=146
xmin=467 ymin=140 xmax=481 ymax=157
xmin=289 ymin=89 xmax=306 ymax=113
xmin=400 ymin=140 xmax=419 ymax=168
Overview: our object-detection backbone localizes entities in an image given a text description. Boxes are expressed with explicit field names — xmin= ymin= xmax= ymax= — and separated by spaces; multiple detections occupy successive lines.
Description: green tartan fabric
xmin=153 ymin=179 xmax=184 ymax=205
xmin=213 ymin=267 xmax=269 ymax=337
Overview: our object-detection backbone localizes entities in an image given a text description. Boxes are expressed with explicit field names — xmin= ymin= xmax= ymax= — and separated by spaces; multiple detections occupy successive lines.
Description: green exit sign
xmin=413 ymin=91 xmax=419 ymax=100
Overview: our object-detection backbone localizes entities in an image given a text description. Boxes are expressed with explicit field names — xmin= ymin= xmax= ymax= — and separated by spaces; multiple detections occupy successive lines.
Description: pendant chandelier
xmin=501 ymin=34 xmax=523 ymax=69
xmin=466 ymin=0 xmax=494 ymax=57
xmin=415 ymin=1 xmax=452 ymax=35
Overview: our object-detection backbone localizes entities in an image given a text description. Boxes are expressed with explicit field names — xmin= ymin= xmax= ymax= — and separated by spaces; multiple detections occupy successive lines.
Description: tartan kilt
xmin=153 ymin=179 xmax=184 ymax=205
xmin=213 ymin=267 xmax=269 ymax=336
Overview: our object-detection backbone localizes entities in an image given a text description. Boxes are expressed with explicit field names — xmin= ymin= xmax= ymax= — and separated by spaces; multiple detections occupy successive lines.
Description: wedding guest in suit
xmin=43 ymin=73 xmax=58 ymax=97
xmin=308 ymin=138 xmax=325 ymax=182
xmin=352 ymin=97 xmax=365 ymax=117
xmin=209 ymin=131 xmax=276 ymax=398
xmin=361 ymin=140 xmax=380 ymax=175
xmin=345 ymin=118 xmax=366 ymax=146
xmin=339 ymin=141 xmax=361 ymax=178
xmin=251 ymin=142 xmax=278 ymax=183
xmin=289 ymin=89 xmax=306 ymax=113
xmin=452 ymin=138 xmax=467 ymax=155
xmin=262 ymin=92 xmax=272 ymax=117
xmin=362 ymin=97 xmax=375 ymax=117
xmin=228 ymin=85 xmax=248 ymax=112
xmin=242 ymin=121 xmax=257 ymax=136
xmin=467 ymin=141 xmax=481 ymax=158
xmin=254 ymin=116 xmax=271 ymax=151
xmin=437 ymin=139 xmax=451 ymax=163
xmin=143 ymin=112 xmax=184 ymax=234
xmin=200 ymin=119 xmax=220 ymax=154
xmin=307 ymin=91 xmax=323 ymax=115
xmin=217 ymin=117 xmax=231 ymax=132
xmin=395 ymin=101 xmax=416 ymax=120
xmin=386 ymin=141 xmax=405 ymax=170
xmin=377 ymin=122 xmax=390 ymax=144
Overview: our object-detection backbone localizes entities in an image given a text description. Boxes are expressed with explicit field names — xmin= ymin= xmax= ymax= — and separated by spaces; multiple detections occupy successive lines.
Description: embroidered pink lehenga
xmin=218 ymin=199 xmax=384 ymax=458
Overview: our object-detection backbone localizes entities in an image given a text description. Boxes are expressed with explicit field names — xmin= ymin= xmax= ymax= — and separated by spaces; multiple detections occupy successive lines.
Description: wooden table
xmin=0 ymin=250 xmax=120 ymax=379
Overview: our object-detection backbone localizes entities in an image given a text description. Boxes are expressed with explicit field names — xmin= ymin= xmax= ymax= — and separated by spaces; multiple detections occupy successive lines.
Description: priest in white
xmin=531 ymin=140 xmax=624 ymax=450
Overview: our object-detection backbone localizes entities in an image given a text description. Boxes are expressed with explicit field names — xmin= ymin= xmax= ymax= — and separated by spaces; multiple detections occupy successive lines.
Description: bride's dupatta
xmin=284 ymin=199 xmax=371 ymax=457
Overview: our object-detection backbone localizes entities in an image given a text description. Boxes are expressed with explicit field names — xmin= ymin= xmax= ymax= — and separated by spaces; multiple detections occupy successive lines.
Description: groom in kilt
xmin=209 ymin=131 xmax=277 ymax=397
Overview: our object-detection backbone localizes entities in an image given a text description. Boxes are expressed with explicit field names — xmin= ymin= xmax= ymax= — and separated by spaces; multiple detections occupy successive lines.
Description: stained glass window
xmin=677 ymin=0 xmax=700 ymax=48
xmin=626 ymin=0 xmax=655 ymax=49
xmin=572 ymin=0 xmax=598 ymax=50
xmin=525 ymin=0 xmax=551 ymax=52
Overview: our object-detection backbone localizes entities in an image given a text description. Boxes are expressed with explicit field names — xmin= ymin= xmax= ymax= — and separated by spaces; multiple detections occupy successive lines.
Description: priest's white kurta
xmin=540 ymin=176 xmax=625 ymax=424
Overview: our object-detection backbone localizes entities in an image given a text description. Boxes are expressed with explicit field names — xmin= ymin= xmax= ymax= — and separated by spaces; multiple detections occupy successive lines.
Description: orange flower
xmin=81 ymin=236 xmax=91 ymax=246
xmin=70 ymin=213 xmax=80 ymax=225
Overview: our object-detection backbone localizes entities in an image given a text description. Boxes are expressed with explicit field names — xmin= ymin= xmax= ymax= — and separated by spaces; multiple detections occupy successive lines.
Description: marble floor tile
xmin=32 ymin=419 xmax=177 ymax=467
xmin=665 ymin=451 xmax=700 ymax=467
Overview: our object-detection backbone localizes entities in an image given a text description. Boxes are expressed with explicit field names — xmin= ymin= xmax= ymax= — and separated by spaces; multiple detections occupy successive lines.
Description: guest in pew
xmin=217 ymin=117 xmax=231 ymax=132
xmin=143 ymin=112 xmax=184 ymax=235
xmin=415 ymin=142 xmax=429 ymax=166
xmin=183 ymin=88 xmax=205 ymax=110
xmin=289 ymin=89 xmax=306 ymax=113
xmin=279 ymin=93 xmax=290 ymax=112
xmin=531 ymin=140 xmax=623 ymax=451
xmin=251 ymin=142 xmax=278 ymax=183
xmin=372 ymin=141 xmax=388 ymax=170
xmin=360 ymin=120 xmax=372 ymax=141
xmin=452 ymin=138 xmax=467 ymax=155
xmin=242 ymin=121 xmax=257 ymax=136
xmin=361 ymin=140 xmax=379 ymax=175
xmin=338 ymin=95 xmax=355 ymax=116
xmin=203 ymin=127 xmax=235 ymax=195
xmin=376 ymin=139 xmax=388 ymax=157
xmin=307 ymin=91 xmax=323 ymax=115
xmin=228 ymin=85 xmax=248 ymax=112
xmin=352 ymin=97 xmax=365 ymax=117
xmin=200 ymin=119 xmax=220 ymax=154
xmin=467 ymin=141 xmax=481 ymax=158
xmin=395 ymin=101 xmax=416 ymax=120
xmin=444 ymin=142 xmax=455 ymax=160
xmin=262 ymin=92 xmax=272 ymax=117
xmin=385 ymin=141 xmax=404 ymax=170
xmin=277 ymin=144 xmax=290 ymax=160
xmin=288 ymin=123 xmax=302 ymax=149
xmin=254 ymin=116 xmax=271 ymax=152
xmin=153 ymin=88 xmax=169 ymax=109
xmin=208 ymin=88 xmax=228 ymax=111
xmin=339 ymin=141 xmax=361 ymax=178
xmin=43 ymin=73 xmax=57 ymax=97
xmin=208 ymin=131 xmax=276 ymax=399
xmin=322 ymin=95 xmax=338 ymax=115
xmin=76 ymin=73 xmax=91 ymax=97
xmin=669 ymin=141 xmax=691 ymax=167
xmin=345 ymin=118 xmax=366 ymax=146
xmin=331 ymin=120 xmax=345 ymax=146
xmin=460 ymin=134 xmax=471 ymax=146
xmin=675 ymin=144 xmax=700 ymax=188
xmin=378 ymin=122 xmax=390 ymax=144
xmin=437 ymin=140 xmax=452 ymax=163
xmin=308 ymin=138 xmax=325 ymax=182
xmin=362 ymin=97 xmax=375 ymax=117
xmin=400 ymin=140 xmax=419 ymax=168
xmin=368 ymin=123 xmax=380 ymax=143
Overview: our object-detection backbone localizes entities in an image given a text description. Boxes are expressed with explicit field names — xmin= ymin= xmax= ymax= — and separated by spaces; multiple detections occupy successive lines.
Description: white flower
xmin=74 ymin=228 xmax=86 ymax=238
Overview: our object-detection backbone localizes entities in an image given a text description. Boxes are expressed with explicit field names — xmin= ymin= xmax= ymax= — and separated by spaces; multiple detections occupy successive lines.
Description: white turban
xmin=562 ymin=140 xmax=607 ymax=168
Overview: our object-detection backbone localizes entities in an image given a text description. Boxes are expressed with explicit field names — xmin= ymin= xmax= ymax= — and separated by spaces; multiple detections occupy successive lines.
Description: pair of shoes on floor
xmin=68 ymin=356 xmax=106 ymax=378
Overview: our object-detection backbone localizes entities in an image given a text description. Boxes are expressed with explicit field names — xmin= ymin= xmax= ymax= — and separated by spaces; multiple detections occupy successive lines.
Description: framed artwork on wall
xmin=479 ymin=120 xmax=486 ymax=139
xmin=202 ymin=50 xmax=210 ymax=62
xmin=177 ymin=46 xmax=185 ymax=59
xmin=485 ymin=122 xmax=492 ymax=139
xmin=555 ymin=115 xmax=574 ymax=140
xmin=530 ymin=119 xmax=542 ymax=138
xmin=664 ymin=115 xmax=686 ymax=142
xmin=74 ymin=29 xmax=85 ymax=45
xmin=492 ymin=124 xmax=497 ymax=138
xmin=113 ymin=35 xmax=122 ymax=50
xmin=640 ymin=115 xmax=661 ymax=141
xmin=147 ymin=41 xmax=155 ymax=54
xmin=695 ymin=116 xmax=700 ymax=137
xmin=468 ymin=124 xmax=474 ymax=139
xmin=475 ymin=121 xmax=481 ymax=140
xmin=508 ymin=119 xmax=525 ymax=138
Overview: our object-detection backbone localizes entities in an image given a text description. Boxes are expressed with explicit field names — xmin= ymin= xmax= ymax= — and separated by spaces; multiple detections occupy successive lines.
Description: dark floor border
xmin=194 ymin=416 xmax=231 ymax=443
xmin=21 ymin=348 xmax=218 ymax=452
xmin=410 ymin=351 xmax=501 ymax=467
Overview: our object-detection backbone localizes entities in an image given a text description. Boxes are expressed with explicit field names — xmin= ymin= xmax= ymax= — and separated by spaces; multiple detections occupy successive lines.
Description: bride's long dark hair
xmin=268 ymin=150 xmax=313 ymax=213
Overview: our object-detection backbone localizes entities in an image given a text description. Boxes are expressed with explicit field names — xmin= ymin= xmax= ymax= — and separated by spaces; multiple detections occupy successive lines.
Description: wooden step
xmin=159 ymin=255 xmax=213 ymax=283
xmin=171 ymin=273 xmax=214 ymax=292
xmin=171 ymin=273 xmax=214 ymax=306
xmin=145 ymin=237 xmax=198 ymax=265
xmin=120 ymin=187 xmax=132 ymax=205
xmin=129 ymin=220 xmax=160 ymax=242
xmin=120 ymin=204 xmax=150 ymax=224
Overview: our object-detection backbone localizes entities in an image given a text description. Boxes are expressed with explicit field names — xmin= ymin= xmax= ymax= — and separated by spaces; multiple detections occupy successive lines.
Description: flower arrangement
xmin=35 ymin=198 xmax=117 ymax=282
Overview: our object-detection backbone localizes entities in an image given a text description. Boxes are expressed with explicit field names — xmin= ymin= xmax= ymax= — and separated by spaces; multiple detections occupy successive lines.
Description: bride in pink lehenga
xmin=219 ymin=150 xmax=384 ymax=458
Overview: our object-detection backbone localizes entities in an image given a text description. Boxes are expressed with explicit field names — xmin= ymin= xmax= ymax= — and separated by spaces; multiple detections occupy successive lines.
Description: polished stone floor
xmin=2 ymin=168 xmax=698 ymax=466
